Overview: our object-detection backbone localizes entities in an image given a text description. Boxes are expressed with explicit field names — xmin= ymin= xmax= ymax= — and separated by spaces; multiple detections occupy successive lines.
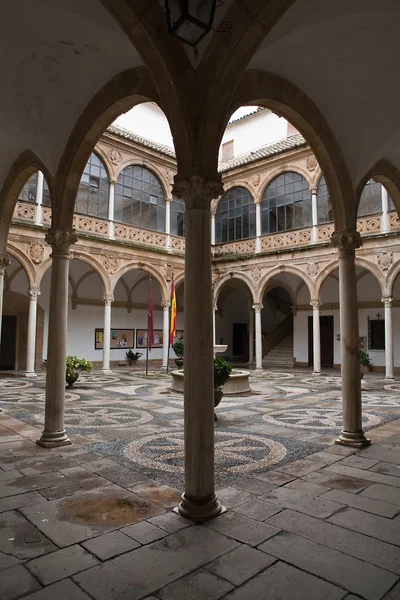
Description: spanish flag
xmin=170 ymin=279 xmax=177 ymax=345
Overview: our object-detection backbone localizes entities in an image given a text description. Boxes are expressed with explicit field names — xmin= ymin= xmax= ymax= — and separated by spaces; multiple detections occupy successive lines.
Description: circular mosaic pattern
xmin=384 ymin=383 xmax=400 ymax=393
xmin=124 ymin=430 xmax=287 ymax=475
xmin=361 ymin=393 xmax=400 ymax=408
xmin=0 ymin=379 xmax=33 ymax=389
xmin=76 ymin=374 xmax=120 ymax=384
xmin=0 ymin=390 xmax=79 ymax=404
xmin=263 ymin=408 xmax=381 ymax=430
xmin=251 ymin=371 xmax=294 ymax=380
xmin=31 ymin=404 xmax=153 ymax=429
xmin=301 ymin=377 xmax=341 ymax=387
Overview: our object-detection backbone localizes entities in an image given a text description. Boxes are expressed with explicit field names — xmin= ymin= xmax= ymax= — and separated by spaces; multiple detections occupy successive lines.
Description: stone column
xmin=255 ymin=201 xmax=261 ymax=253
xmin=382 ymin=296 xmax=394 ymax=380
xmin=332 ymin=230 xmax=370 ymax=447
xmin=108 ymin=182 xmax=115 ymax=240
xmin=165 ymin=199 xmax=171 ymax=251
xmin=211 ymin=214 xmax=216 ymax=246
xmin=381 ymin=186 xmax=389 ymax=234
xmin=173 ymin=175 xmax=224 ymax=522
xmin=0 ymin=256 xmax=11 ymax=345
xmin=35 ymin=171 xmax=44 ymax=226
xmin=253 ymin=303 xmax=263 ymax=370
xmin=249 ymin=308 xmax=255 ymax=366
xmin=310 ymin=300 xmax=322 ymax=375
xmin=311 ymin=186 xmax=318 ymax=243
xmin=37 ymin=229 xmax=78 ymax=448
xmin=25 ymin=288 xmax=41 ymax=377
xmin=102 ymin=294 xmax=114 ymax=374
xmin=161 ymin=301 xmax=170 ymax=370
xmin=212 ymin=303 xmax=217 ymax=346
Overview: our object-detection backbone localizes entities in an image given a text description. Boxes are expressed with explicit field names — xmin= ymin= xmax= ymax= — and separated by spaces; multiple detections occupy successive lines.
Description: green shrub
xmin=65 ymin=356 xmax=93 ymax=388
xmin=126 ymin=350 xmax=143 ymax=361
xmin=359 ymin=349 xmax=371 ymax=366
xmin=172 ymin=339 xmax=184 ymax=368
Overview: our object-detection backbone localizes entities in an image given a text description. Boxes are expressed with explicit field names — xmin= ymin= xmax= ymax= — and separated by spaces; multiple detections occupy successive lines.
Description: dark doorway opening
xmin=308 ymin=315 xmax=334 ymax=368
xmin=0 ymin=315 xmax=17 ymax=370
xmin=232 ymin=322 xmax=248 ymax=361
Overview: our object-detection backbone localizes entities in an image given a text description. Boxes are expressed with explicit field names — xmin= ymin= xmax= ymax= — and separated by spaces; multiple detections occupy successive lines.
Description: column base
xmin=25 ymin=371 xmax=37 ymax=378
xmin=312 ymin=371 xmax=322 ymax=376
xmin=176 ymin=493 xmax=226 ymax=523
xmin=160 ymin=366 xmax=169 ymax=373
xmin=101 ymin=368 xmax=113 ymax=375
xmin=36 ymin=430 xmax=71 ymax=448
xmin=335 ymin=430 xmax=371 ymax=449
xmin=384 ymin=376 xmax=395 ymax=381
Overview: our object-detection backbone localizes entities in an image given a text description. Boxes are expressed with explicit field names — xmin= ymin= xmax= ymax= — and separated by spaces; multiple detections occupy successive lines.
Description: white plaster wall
xmin=114 ymin=103 xmax=174 ymax=149
xmin=219 ymin=111 xmax=288 ymax=160
xmin=294 ymin=309 xmax=341 ymax=366
xmin=216 ymin=290 xmax=249 ymax=357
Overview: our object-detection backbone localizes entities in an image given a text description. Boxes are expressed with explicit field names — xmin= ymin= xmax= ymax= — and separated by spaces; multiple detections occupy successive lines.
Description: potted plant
xmin=65 ymin=355 xmax=93 ymax=388
xmin=214 ymin=356 xmax=232 ymax=420
xmin=359 ymin=349 xmax=371 ymax=374
xmin=172 ymin=339 xmax=184 ymax=369
xmin=126 ymin=350 xmax=143 ymax=365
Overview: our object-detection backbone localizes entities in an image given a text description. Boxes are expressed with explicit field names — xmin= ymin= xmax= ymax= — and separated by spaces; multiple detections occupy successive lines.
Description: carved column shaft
xmin=311 ymin=186 xmax=318 ymax=243
xmin=161 ymin=301 xmax=170 ymax=369
xmin=37 ymin=229 xmax=78 ymax=448
xmin=25 ymin=288 xmax=41 ymax=377
xmin=255 ymin=201 xmax=261 ymax=253
xmin=35 ymin=171 xmax=44 ymax=226
xmin=108 ymin=182 xmax=115 ymax=240
xmin=253 ymin=303 xmax=263 ymax=370
xmin=173 ymin=175 xmax=224 ymax=522
xmin=310 ymin=300 xmax=322 ymax=374
xmin=382 ymin=296 xmax=394 ymax=379
xmin=332 ymin=230 xmax=370 ymax=447
xmin=102 ymin=294 xmax=114 ymax=374
xmin=381 ymin=186 xmax=389 ymax=233
xmin=249 ymin=308 xmax=255 ymax=365
xmin=0 ymin=255 xmax=11 ymax=346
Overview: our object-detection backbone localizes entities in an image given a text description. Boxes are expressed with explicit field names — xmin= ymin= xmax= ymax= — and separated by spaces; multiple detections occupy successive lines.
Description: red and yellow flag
xmin=170 ymin=279 xmax=177 ymax=345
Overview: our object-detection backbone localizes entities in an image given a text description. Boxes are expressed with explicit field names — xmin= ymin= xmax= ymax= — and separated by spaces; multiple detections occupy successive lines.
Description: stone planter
xmin=170 ymin=369 xmax=251 ymax=395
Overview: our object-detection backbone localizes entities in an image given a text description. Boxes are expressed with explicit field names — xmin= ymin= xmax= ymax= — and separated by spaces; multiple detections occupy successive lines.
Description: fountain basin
xmin=170 ymin=369 xmax=251 ymax=395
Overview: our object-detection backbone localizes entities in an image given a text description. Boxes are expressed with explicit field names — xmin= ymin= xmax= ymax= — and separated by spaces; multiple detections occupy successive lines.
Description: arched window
xmin=261 ymin=172 xmax=311 ymax=234
xmin=215 ymin=187 xmax=255 ymax=243
xmin=75 ymin=153 xmax=109 ymax=219
xmin=358 ymin=180 xmax=382 ymax=216
xmin=114 ymin=165 xmax=166 ymax=232
xmin=19 ymin=172 xmax=52 ymax=206
xmin=317 ymin=176 xmax=333 ymax=224
xmin=170 ymin=196 xmax=185 ymax=237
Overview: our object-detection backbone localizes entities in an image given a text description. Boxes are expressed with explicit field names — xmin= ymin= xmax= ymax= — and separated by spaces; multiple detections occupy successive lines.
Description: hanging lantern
xmin=165 ymin=0 xmax=217 ymax=47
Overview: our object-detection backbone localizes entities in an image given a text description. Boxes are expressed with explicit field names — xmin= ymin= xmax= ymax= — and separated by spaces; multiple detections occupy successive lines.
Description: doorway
xmin=232 ymin=322 xmax=248 ymax=360
xmin=308 ymin=315 xmax=334 ymax=368
xmin=0 ymin=315 xmax=17 ymax=370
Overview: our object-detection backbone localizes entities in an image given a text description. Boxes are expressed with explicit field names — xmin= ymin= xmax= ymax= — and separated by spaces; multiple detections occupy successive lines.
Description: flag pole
xmin=145 ymin=276 xmax=151 ymax=375
xmin=166 ymin=273 xmax=174 ymax=374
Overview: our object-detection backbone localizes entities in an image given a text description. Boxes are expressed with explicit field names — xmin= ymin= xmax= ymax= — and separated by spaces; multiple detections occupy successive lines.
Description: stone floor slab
xmin=339 ymin=455 xmax=381 ymax=469
xmin=74 ymin=526 xmax=239 ymax=600
xmin=0 ymin=564 xmax=41 ymax=600
xmin=302 ymin=469 xmax=372 ymax=493
xmin=0 ymin=491 xmax=44 ymax=513
xmin=254 ymin=470 xmax=296 ymax=486
xmin=0 ymin=469 xmax=23 ymax=482
xmin=383 ymin=580 xmax=400 ymax=599
xmin=0 ymin=471 xmax=69 ymax=498
xmin=370 ymin=461 xmax=400 ymax=478
xmin=121 ymin=520 xmax=169 ymax=544
xmin=360 ymin=483 xmax=400 ymax=507
xmin=158 ymin=568 xmax=234 ymax=600
xmin=206 ymin=512 xmax=280 ymax=546
xmin=259 ymin=486 xmax=342 ymax=519
xmin=277 ymin=458 xmax=327 ymax=477
xmin=259 ymin=531 xmax=397 ymax=600
xmin=357 ymin=446 xmax=400 ymax=465
xmin=267 ymin=509 xmax=400 ymax=574
xmin=216 ymin=486 xmax=253 ymax=509
xmin=0 ymin=509 xmax=56 ymax=559
xmin=232 ymin=499 xmax=282 ymax=521
xmin=222 ymin=560 xmax=346 ymax=600
xmin=20 ymin=578 xmax=93 ymax=600
xmin=27 ymin=544 xmax=100 ymax=584
xmin=206 ymin=544 xmax=277 ymax=586
xmin=326 ymin=464 xmax=400 ymax=488
xmin=82 ymin=530 xmax=140 ymax=560
xmin=0 ymin=550 xmax=20 ymax=571
xmin=320 ymin=488 xmax=400 ymax=518
xmin=37 ymin=475 xmax=112 ymax=501
xmin=328 ymin=507 xmax=400 ymax=546
xmin=147 ymin=512 xmax=192 ymax=533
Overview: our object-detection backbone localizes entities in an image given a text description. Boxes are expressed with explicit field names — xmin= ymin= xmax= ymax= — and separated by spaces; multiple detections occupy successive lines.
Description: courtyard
xmin=0 ymin=369 xmax=399 ymax=599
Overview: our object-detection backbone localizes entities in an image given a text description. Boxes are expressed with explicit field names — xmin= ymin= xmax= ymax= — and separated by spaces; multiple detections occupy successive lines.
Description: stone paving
xmin=0 ymin=368 xmax=399 ymax=599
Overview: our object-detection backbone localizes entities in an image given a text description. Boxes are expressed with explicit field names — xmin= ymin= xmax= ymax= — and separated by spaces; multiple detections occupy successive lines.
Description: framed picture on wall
xmin=95 ymin=329 xmax=135 ymax=350
xmin=136 ymin=329 xmax=164 ymax=348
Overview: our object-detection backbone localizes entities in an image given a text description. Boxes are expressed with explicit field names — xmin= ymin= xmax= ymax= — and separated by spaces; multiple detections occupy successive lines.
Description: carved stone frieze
xmin=377 ymin=251 xmax=393 ymax=272
xmin=45 ymin=229 xmax=78 ymax=254
xmin=331 ymin=230 xmax=361 ymax=256
xmin=173 ymin=176 xmax=224 ymax=208
xmin=104 ymin=255 xmax=118 ymax=275
xmin=307 ymin=262 xmax=320 ymax=277
xmin=252 ymin=173 xmax=261 ymax=187
xmin=28 ymin=242 xmax=45 ymax=264
xmin=306 ymin=156 xmax=318 ymax=171
xmin=251 ymin=266 xmax=262 ymax=282
xmin=109 ymin=149 xmax=122 ymax=165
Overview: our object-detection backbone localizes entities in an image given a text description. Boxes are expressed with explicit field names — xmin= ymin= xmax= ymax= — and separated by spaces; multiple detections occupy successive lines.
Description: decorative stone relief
xmin=104 ymin=255 xmax=118 ymax=275
xmin=212 ymin=270 xmax=221 ymax=284
xmin=28 ymin=288 xmax=41 ymax=299
xmin=307 ymin=262 xmax=320 ymax=277
xmin=103 ymin=294 xmax=114 ymax=306
xmin=306 ymin=156 xmax=318 ymax=171
xmin=252 ymin=173 xmax=261 ymax=187
xmin=377 ymin=251 xmax=393 ymax=272
xmin=45 ymin=229 xmax=78 ymax=253
xmin=251 ymin=266 xmax=262 ymax=282
xmin=165 ymin=169 xmax=175 ymax=186
xmin=109 ymin=149 xmax=122 ymax=165
xmin=331 ymin=230 xmax=361 ymax=255
xmin=28 ymin=242 xmax=45 ymax=264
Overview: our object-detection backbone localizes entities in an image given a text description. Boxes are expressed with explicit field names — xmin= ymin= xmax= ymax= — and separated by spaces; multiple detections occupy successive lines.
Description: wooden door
xmin=308 ymin=315 xmax=334 ymax=368
xmin=0 ymin=315 xmax=17 ymax=370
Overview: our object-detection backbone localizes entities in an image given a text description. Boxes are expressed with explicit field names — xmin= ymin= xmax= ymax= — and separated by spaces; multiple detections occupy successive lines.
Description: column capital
xmin=310 ymin=186 xmax=318 ymax=195
xmin=310 ymin=299 xmax=322 ymax=309
xmin=103 ymin=293 xmax=114 ymax=306
xmin=331 ymin=230 xmax=362 ymax=256
xmin=28 ymin=287 xmax=41 ymax=299
xmin=381 ymin=296 xmax=393 ymax=307
xmin=252 ymin=303 xmax=263 ymax=313
xmin=45 ymin=229 xmax=78 ymax=254
xmin=172 ymin=176 xmax=224 ymax=209
xmin=161 ymin=301 xmax=170 ymax=309
xmin=0 ymin=254 xmax=11 ymax=273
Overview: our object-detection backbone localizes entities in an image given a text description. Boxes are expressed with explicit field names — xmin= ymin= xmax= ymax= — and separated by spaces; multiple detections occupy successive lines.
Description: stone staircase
xmin=263 ymin=330 xmax=294 ymax=368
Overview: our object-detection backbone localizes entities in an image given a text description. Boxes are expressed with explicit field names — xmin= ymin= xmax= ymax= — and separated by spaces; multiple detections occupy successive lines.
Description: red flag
xmin=148 ymin=278 xmax=155 ymax=351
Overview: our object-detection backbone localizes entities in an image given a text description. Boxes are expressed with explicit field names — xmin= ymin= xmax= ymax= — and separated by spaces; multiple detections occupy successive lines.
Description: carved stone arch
xmin=174 ymin=272 xmax=185 ymax=289
xmin=129 ymin=275 xmax=149 ymax=303
xmin=262 ymin=278 xmax=298 ymax=306
xmin=355 ymin=158 xmax=400 ymax=221
xmin=111 ymin=262 xmax=168 ymax=304
xmin=380 ymin=259 xmax=400 ymax=297
xmin=114 ymin=160 xmax=169 ymax=204
xmin=5 ymin=265 xmax=24 ymax=292
xmin=213 ymin=272 xmax=256 ymax=308
xmin=314 ymin=260 xmax=340 ymax=299
xmin=260 ymin=164 xmax=314 ymax=198
xmin=0 ymin=151 xmax=54 ymax=255
xmin=257 ymin=265 xmax=314 ymax=304
xmin=355 ymin=258 xmax=385 ymax=296
xmin=213 ymin=182 xmax=255 ymax=214
xmin=6 ymin=242 xmax=36 ymax=288
xmin=36 ymin=252 xmax=110 ymax=294
xmin=311 ymin=166 xmax=324 ymax=191
xmin=68 ymin=273 xmax=78 ymax=298
xmin=316 ymin=257 xmax=384 ymax=298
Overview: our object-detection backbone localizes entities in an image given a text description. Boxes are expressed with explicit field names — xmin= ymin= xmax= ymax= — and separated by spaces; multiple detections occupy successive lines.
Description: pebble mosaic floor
xmin=0 ymin=368 xmax=398 ymax=489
